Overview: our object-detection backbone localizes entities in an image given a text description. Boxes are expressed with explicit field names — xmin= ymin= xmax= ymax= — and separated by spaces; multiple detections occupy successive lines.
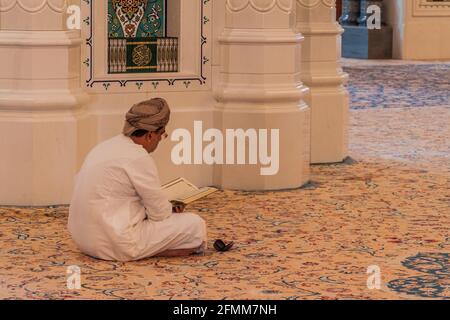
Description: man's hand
xmin=172 ymin=202 xmax=186 ymax=213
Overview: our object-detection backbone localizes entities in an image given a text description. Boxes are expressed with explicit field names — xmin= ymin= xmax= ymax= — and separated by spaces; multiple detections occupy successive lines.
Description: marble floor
xmin=0 ymin=60 xmax=449 ymax=300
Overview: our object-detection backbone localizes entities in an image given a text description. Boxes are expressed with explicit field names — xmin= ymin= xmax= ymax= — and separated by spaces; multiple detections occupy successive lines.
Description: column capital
xmin=226 ymin=0 xmax=294 ymax=13
xmin=0 ymin=0 xmax=70 ymax=30
xmin=225 ymin=0 xmax=296 ymax=29
xmin=220 ymin=0 xmax=306 ymax=104
xmin=296 ymin=0 xmax=338 ymax=23
xmin=296 ymin=0 xmax=336 ymax=9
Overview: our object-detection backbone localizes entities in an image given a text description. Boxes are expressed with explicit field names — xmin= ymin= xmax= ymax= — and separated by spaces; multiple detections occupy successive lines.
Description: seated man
xmin=68 ymin=98 xmax=207 ymax=261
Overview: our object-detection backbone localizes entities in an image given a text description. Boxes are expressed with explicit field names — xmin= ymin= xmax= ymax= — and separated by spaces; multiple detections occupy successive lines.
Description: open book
xmin=161 ymin=177 xmax=218 ymax=205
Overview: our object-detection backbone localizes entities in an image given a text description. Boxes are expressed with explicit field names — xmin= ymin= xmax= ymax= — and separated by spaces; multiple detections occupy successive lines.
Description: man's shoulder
xmin=125 ymin=152 xmax=156 ymax=169
xmin=85 ymin=134 xmax=146 ymax=165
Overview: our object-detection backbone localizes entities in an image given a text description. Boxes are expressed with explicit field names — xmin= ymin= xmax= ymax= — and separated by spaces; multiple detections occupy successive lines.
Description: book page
xmin=161 ymin=177 xmax=218 ymax=204
xmin=161 ymin=178 xmax=198 ymax=200
xmin=181 ymin=187 xmax=218 ymax=204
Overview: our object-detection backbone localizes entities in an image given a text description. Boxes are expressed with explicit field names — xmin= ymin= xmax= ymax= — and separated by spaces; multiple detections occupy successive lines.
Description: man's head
xmin=123 ymin=98 xmax=170 ymax=153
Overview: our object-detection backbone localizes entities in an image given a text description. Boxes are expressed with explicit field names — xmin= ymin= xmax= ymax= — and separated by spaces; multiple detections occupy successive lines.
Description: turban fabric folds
xmin=123 ymin=98 xmax=171 ymax=136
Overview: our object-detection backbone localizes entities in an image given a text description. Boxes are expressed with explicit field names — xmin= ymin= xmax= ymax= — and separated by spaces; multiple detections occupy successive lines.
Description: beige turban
xmin=123 ymin=98 xmax=171 ymax=136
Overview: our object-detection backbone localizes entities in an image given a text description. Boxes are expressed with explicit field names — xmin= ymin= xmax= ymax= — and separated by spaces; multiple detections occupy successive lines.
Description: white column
xmin=0 ymin=0 xmax=90 ymax=205
xmin=214 ymin=0 xmax=310 ymax=190
xmin=296 ymin=0 xmax=349 ymax=163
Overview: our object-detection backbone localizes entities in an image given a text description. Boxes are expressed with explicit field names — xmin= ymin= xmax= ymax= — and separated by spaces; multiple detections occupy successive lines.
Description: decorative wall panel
xmin=82 ymin=0 xmax=211 ymax=92
xmin=107 ymin=0 xmax=178 ymax=74
xmin=108 ymin=0 xmax=166 ymax=38
xmin=413 ymin=0 xmax=450 ymax=16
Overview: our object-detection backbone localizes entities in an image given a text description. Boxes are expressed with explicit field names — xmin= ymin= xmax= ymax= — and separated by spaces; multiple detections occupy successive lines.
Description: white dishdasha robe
xmin=68 ymin=134 xmax=207 ymax=261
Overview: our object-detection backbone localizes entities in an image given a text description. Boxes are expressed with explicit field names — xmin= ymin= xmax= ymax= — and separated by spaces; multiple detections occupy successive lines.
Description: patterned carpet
xmin=0 ymin=61 xmax=449 ymax=300
xmin=344 ymin=62 xmax=450 ymax=109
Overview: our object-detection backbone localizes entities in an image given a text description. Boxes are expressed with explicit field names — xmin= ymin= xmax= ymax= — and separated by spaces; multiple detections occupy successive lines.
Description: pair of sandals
xmin=213 ymin=239 xmax=234 ymax=252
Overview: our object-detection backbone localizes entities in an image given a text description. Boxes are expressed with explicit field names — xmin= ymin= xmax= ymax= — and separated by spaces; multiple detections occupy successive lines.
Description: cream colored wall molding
xmin=226 ymin=0 xmax=294 ymax=13
xmin=0 ymin=28 xmax=87 ymax=112
xmin=0 ymin=29 xmax=81 ymax=46
xmin=296 ymin=0 xmax=335 ymax=9
xmin=296 ymin=22 xmax=343 ymax=34
xmin=0 ymin=89 xmax=88 ymax=112
xmin=219 ymin=28 xmax=303 ymax=44
xmin=0 ymin=0 xmax=68 ymax=13
xmin=413 ymin=0 xmax=450 ymax=16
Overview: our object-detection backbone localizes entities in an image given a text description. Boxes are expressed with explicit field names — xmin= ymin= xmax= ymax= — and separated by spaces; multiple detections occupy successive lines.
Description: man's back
xmin=68 ymin=134 xmax=172 ymax=261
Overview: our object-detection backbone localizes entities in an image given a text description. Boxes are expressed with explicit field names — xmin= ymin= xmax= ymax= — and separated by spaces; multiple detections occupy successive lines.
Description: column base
xmin=213 ymin=104 xmax=310 ymax=190
xmin=309 ymin=88 xmax=349 ymax=164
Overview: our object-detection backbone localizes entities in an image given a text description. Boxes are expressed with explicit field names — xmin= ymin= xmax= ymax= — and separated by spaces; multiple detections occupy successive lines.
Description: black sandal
xmin=214 ymin=239 xmax=234 ymax=252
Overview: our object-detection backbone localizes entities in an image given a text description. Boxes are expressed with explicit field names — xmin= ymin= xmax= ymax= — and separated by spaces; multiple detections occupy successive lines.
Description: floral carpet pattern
xmin=0 ymin=61 xmax=449 ymax=300
xmin=387 ymin=253 xmax=449 ymax=299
